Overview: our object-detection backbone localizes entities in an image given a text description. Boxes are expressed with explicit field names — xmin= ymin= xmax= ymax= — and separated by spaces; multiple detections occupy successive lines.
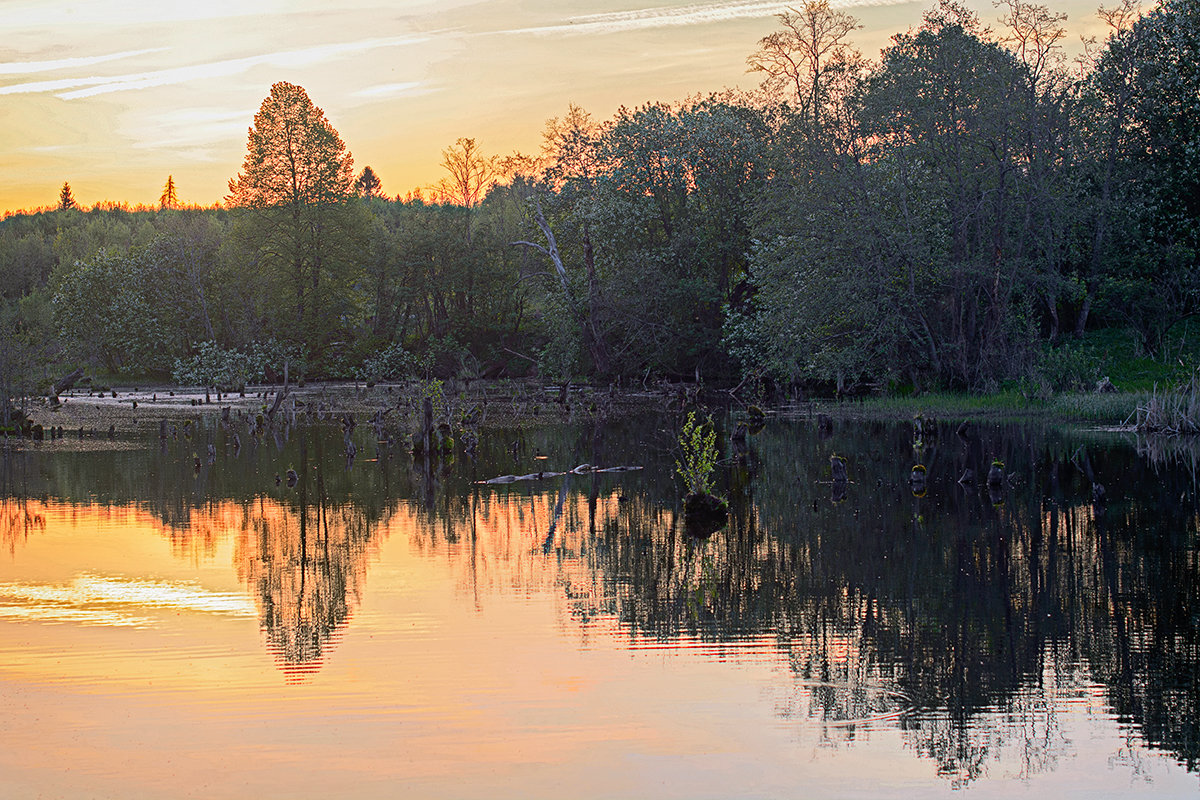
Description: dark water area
xmin=1 ymin=413 xmax=1197 ymax=798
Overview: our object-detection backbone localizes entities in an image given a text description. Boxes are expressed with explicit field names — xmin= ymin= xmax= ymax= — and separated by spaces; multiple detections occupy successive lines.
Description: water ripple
xmin=0 ymin=573 xmax=256 ymax=627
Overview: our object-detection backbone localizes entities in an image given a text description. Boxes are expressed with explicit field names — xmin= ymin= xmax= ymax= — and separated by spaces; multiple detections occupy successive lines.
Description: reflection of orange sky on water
xmin=1 ymin=492 xmax=1196 ymax=798
xmin=0 ymin=493 xmax=818 ymax=798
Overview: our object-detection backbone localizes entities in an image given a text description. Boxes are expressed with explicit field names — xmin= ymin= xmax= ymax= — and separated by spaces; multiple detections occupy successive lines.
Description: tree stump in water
xmin=987 ymin=460 xmax=1005 ymax=488
xmin=683 ymin=493 xmax=728 ymax=537
xmin=830 ymin=454 xmax=848 ymax=482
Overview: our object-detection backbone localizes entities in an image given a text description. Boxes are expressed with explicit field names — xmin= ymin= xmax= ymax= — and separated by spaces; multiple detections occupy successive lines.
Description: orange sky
xmin=1 ymin=0 xmax=1112 ymax=215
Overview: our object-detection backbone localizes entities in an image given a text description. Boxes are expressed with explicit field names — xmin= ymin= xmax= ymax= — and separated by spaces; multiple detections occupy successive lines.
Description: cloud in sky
xmin=0 ymin=0 xmax=913 ymax=102
xmin=0 ymin=47 xmax=167 ymax=76
xmin=0 ymin=0 xmax=292 ymax=29
xmin=0 ymin=35 xmax=430 ymax=99
xmin=497 ymin=0 xmax=917 ymax=37
xmin=0 ymin=0 xmax=1104 ymax=213
xmin=353 ymin=82 xmax=428 ymax=99
xmin=127 ymin=107 xmax=256 ymax=155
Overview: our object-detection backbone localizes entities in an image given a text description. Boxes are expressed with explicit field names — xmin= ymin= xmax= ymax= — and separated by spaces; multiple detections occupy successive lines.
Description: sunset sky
xmin=2 ymin=0 xmax=1111 ymax=215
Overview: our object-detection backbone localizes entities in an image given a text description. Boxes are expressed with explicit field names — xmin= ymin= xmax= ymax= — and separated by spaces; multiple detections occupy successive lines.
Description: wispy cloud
xmin=353 ymin=81 xmax=426 ymax=98
xmin=0 ymin=0 xmax=291 ymax=30
xmin=0 ymin=35 xmax=429 ymax=99
xmin=129 ymin=107 xmax=255 ymax=151
xmin=499 ymin=0 xmax=916 ymax=37
xmin=0 ymin=47 xmax=167 ymax=76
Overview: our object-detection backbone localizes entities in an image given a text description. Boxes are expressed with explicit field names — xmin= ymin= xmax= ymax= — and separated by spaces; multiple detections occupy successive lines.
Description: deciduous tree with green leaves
xmin=676 ymin=411 xmax=719 ymax=496
xmin=1085 ymin=0 xmax=1200 ymax=354
xmin=50 ymin=248 xmax=173 ymax=374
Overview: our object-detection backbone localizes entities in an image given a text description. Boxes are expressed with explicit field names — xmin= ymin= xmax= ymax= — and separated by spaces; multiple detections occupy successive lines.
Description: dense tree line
xmin=1 ymin=0 xmax=1196 ymax=399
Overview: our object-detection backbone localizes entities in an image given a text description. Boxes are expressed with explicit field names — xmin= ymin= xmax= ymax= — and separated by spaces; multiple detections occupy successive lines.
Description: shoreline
xmin=9 ymin=379 xmax=665 ymax=440
xmin=5 ymin=378 xmax=1154 ymax=443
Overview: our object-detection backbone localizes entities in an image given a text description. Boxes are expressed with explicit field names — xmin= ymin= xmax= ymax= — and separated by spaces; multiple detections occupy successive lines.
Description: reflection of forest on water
xmin=2 ymin=415 xmax=1198 ymax=780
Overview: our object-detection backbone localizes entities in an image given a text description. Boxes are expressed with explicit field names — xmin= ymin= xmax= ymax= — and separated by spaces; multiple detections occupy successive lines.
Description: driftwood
xmin=476 ymin=464 xmax=642 ymax=485
xmin=266 ymin=361 xmax=290 ymax=422
xmin=51 ymin=368 xmax=84 ymax=397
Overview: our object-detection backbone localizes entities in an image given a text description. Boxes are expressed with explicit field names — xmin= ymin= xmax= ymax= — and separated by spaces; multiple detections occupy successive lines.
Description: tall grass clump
xmin=1051 ymin=391 xmax=1145 ymax=424
xmin=1136 ymin=370 xmax=1200 ymax=434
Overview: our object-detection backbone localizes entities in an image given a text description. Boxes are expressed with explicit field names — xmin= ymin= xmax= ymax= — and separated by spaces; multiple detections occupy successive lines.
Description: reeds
xmin=1136 ymin=370 xmax=1200 ymax=435
xmin=1052 ymin=391 xmax=1145 ymax=424
xmin=824 ymin=389 xmax=1142 ymax=424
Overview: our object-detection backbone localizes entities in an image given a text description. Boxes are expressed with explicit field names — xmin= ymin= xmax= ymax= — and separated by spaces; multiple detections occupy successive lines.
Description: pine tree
xmin=354 ymin=166 xmax=382 ymax=198
xmin=58 ymin=182 xmax=77 ymax=211
xmin=160 ymin=175 xmax=178 ymax=209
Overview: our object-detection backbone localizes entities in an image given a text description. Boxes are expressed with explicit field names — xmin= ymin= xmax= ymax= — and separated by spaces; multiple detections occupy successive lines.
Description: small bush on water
xmin=676 ymin=411 xmax=719 ymax=496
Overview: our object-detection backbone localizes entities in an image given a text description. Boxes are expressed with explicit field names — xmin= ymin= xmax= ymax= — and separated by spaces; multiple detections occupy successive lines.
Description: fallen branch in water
xmin=476 ymin=464 xmax=642 ymax=484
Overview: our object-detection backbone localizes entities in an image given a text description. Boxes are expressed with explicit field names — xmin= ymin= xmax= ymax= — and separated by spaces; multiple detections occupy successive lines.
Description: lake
xmin=1 ymin=411 xmax=1198 ymax=798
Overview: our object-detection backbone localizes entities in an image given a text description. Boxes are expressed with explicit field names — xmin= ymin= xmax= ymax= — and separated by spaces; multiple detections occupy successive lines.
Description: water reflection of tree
xmin=759 ymin=426 xmax=1197 ymax=779
xmin=0 ymin=496 xmax=47 ymax=554
xmin=1080 ymin=462 xmax=1200 ymax=771
xmin=6 ymin=415 xmax=1199 ymax=773
xmin=1 ymin=424 xmax=404 ymax=678
xmin=415 ymin=419 xmax=1200 ymax=783
xmin=233 ymin=435 xmax=381 ymax=679
xmin=136 ymin=426 xmax=398 ymax=677
xmin=1 ymin=449 xmax=48 ymax=554
xmin=159 ymin=428 xmax=394 ymax=678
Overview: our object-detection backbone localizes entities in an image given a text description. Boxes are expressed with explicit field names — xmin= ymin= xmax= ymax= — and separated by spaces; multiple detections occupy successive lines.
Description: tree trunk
xmin=1075 ymin=289 xmax=1093 ymax=338
xmin=582 ymin=223 xmax=609 ymax=374
xmin=422 ymin=396 xmax=433 ymax=456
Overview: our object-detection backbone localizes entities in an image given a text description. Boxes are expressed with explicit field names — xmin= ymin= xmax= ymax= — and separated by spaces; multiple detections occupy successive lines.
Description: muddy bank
xmin=9 ymin=379 xmax=670 ymax=442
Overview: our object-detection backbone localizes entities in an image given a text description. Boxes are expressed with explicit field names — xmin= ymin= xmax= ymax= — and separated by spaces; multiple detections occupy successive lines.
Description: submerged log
xmin=266 ymin=361 xmax=290 ymax=422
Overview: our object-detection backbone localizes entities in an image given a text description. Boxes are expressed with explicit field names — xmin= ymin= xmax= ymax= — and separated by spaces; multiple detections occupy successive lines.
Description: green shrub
xmin=172 ymin=340 xmax=303 ymax=389
xmin=357 ymin=342 xmax=418 ymax=383
xmin=676 ymin=411 xmax=719 ymax=495
xmin=1035 ymin=341 xmax=1102 ymax=392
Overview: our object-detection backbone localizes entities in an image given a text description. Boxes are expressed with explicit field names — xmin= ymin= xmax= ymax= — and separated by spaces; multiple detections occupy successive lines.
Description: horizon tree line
xmin=1 ymin=0 xmax=1196 ymax=400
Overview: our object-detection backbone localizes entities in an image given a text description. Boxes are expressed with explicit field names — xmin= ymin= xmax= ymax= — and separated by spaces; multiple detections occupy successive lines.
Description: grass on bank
xmin=827 ymin=327 xmax=1195 ymax=426
xmin=839 ymin=389 xmax=1145 ymax=425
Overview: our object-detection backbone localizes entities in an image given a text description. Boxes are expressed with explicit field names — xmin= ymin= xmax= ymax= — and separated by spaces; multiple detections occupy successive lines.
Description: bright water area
xmin=1 ymin=413 xmax=1197 ymax=798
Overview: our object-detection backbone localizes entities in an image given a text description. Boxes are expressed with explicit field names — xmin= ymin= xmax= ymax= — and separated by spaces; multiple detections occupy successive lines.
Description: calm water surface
xmin=1 ymin=413 xmax=1198 ymax=798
